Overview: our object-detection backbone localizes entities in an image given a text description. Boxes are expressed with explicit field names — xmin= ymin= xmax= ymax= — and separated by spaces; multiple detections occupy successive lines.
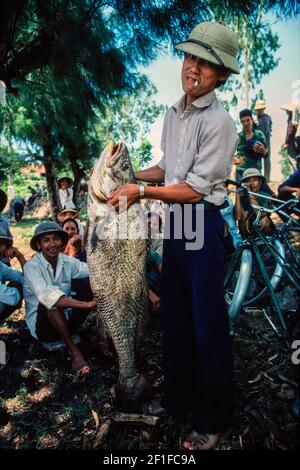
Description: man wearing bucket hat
xmin=0 ymin=228 xmax=24 ymax=325
xmin=57 ymin=176 xmax=76 ymax=210
xmin=23 ymin=221 xmax=96 ymax=374
xmin=235 ymin=168 xmax=274 ymax=238
xmin=108 ymin=21 xmax=239 ymax=449
xmin=254 ymin=100 xmax=272 ymax=182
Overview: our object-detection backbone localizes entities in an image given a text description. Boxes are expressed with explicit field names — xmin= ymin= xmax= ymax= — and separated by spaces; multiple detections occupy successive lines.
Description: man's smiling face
xmin=181 ymin=54 xmax=228 ymax=106
xmin=36 ymin=232 xmax=64 ymax=260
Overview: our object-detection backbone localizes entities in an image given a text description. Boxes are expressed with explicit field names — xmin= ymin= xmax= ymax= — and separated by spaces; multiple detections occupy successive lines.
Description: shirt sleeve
xmin=185 ymin=116 xmax=238 ymax=195
xmin=70 ymin=256 xmax=89 ymax=279
xmin=2 ymin=265 xmax=23 ymax=284
xmin=23 ymin=263 xmax=66 ymax=310
xmin=278 ymin=170 xmax=300 ymax=189
xmin=156 ymin=112 xmax=168 ymax=171
xmin=0 ymin=264 xmax=22 ymax=306
xmin=0 ymin=283 xmax=21 ymax=306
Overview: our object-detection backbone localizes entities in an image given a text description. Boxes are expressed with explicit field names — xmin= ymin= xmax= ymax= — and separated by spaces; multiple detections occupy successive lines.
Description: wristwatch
xmin=139 ymin=184 xmax=145 ymax=197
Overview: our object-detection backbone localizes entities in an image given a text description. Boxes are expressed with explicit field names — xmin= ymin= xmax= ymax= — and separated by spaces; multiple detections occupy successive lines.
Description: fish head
xmin=90 ymin=142 xmax=136 ymax=202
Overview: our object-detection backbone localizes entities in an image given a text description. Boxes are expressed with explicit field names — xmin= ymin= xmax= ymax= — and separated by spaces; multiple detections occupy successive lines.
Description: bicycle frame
xmin=226 ymin=180 xmax=300 ymax=338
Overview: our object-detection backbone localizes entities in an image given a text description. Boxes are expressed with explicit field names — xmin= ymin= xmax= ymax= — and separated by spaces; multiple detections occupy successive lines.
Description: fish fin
xmin=90 ymin=226 xmax=98 ymax=252
xmin=83 ymin=220 xmax=89 ymax=249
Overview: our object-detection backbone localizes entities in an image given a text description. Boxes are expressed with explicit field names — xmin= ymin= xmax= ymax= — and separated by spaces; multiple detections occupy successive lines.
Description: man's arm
xmin=54 ymin=295 xmax=96 ymax=310
xmin=278 ymin=185 xmax=300 ymax=197
xmin=108 ymin=182 xmax=203 ymax=210
xmin=6 ymin=247 xmax=26 ymax=269
xmin=135 ymin=165 xmax=165 ymax=183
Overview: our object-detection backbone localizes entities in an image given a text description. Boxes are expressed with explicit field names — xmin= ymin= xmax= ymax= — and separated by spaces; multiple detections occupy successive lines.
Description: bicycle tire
xmin=242 ymin=238 xmax=285 ymax=307
xmin=225 ymin=248 xmax=253 ymax=323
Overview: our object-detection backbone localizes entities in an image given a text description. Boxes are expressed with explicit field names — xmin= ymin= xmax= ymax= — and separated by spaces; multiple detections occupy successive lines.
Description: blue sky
xmin=142 ymin=15 xmax=300 ymax=182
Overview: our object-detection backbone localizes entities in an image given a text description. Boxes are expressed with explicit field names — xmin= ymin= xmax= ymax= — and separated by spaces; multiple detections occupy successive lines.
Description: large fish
xmin=86 ymin=142 xmax=152 ymax=407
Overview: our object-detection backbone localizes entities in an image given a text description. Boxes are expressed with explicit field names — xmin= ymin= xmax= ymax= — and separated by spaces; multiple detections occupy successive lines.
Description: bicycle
xmin=224 ymin=180 xmax=300 ymax=338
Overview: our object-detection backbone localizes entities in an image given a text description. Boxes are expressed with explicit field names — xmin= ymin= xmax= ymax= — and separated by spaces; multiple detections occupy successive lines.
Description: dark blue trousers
xmin=161 ymin=204 xmax=234 ymax=434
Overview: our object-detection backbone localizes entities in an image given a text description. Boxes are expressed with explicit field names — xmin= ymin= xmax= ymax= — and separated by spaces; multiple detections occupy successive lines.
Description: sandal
xmin=143 ymin=398 xmax=168 ymax=417
xmin=183 ymin=428 xmax=230 ymax=451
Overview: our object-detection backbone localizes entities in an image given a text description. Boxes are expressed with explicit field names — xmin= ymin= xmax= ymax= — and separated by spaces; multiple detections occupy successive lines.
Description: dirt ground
xmin=0 ymin=300 xmax=299 ymax=450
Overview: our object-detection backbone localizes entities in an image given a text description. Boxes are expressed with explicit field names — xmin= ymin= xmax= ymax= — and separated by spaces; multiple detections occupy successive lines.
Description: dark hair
xmin=147 ymin=212 xmax=163 ymax=232
xmin=62 ymin=218 xmax=79 ymax=233
xmin=239 ymin=109 xmax=253 ymax=120
xmin=0 ymin=237 xmax=13 ymax=248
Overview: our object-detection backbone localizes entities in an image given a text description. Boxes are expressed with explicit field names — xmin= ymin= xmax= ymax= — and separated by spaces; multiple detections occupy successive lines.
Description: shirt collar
xmin=173 ymin=90 xmax=216 ymax=115
xmin=38 ymin=251 xmax=63 ymax=277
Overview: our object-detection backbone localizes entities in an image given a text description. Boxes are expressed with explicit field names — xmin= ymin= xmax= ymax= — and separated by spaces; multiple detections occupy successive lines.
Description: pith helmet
xmin=175 ymin=21 xmax=240 ymax=74
xmin=241 ymin=168 xmax=266 ymax=183
xmin=30 ymin=221 xmax=69 ymax=251
xmin=254 ymin=100 xmax=266 ymax=110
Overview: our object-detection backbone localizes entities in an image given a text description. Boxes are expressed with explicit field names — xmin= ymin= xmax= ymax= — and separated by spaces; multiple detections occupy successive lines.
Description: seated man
xmin=235 ymin=168 xmax=274 ymax=238
xmin=278 ymin=168 xmax=300 ymax=202
xmin=0 ymin=230 xmax=24 ymax=325
xmin=23 ymin=221 xmax=96 ymax=375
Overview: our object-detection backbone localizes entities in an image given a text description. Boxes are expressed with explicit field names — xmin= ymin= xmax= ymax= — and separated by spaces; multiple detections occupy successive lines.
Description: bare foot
xmin=71 ymin=352 xmax=90 ymax=376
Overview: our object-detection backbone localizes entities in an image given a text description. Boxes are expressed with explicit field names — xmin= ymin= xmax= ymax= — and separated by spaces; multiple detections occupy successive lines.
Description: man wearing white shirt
xmin=23 ymin=221 xmax=96 ymax=375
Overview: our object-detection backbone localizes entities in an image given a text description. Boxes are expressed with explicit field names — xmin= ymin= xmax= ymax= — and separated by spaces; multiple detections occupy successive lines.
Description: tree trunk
xmin=42 ymin=141 xmax=61 ymax=219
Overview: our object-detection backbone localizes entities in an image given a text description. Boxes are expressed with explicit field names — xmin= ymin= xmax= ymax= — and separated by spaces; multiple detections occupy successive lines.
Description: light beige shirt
xmin=23 ymin=252 xmax=89 ymax=338
xmin=157 ymin=90 xmax=238 ymax=205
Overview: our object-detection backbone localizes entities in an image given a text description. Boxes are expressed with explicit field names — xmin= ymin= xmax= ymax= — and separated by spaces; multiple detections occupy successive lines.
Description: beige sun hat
xmin=175 ymin=21 xmax=240 ymax=74
xmin=280 ymin=101 xmax=296 ymax=112
xmin=254 ymin=100 xmax=266 ymax=110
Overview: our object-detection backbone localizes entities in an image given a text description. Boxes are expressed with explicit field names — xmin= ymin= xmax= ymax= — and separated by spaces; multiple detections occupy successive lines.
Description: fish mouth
xmin=107 ymin=142 xmax=125 ymax=167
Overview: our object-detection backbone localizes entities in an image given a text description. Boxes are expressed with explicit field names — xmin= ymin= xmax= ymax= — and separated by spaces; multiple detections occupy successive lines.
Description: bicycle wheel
xmin=242 ymin=237 xmax=285 ymax=307
xmin=225 ymin=247 xmax=253 ymax=323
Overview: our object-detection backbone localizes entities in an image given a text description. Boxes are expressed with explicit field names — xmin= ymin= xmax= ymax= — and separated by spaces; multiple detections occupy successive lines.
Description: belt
xmin=168 ymin=200 xmax=220 ymax=211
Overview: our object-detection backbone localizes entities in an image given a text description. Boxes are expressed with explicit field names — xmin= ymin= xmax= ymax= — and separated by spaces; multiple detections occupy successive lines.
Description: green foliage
xmin=279 ymin=146 xmax=296 ymax=179
xmin=216 ymin=8 xmax=281 ymax=109
xmin=131 ymin=138 xmax=154 ymax=171
xmin=0 ymin=142 xmax=27 ymax=186
xmin=96 ymin=80 xmax=165 ymax=169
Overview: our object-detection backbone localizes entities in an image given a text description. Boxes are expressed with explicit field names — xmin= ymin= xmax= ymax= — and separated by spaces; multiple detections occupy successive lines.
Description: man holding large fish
xmin=108 ymin=21 xmax=240 ymax=450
